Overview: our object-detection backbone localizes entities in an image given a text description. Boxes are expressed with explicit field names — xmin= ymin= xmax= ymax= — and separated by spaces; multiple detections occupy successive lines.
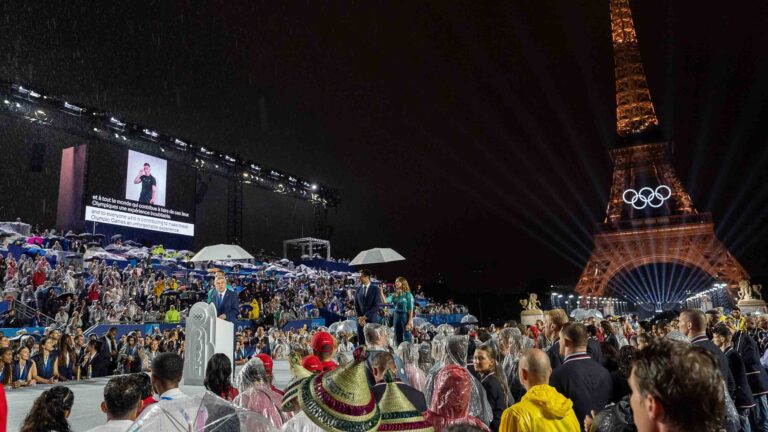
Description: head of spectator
xmin=518 ymin=348 xmax=551 ymax=389
xmin=704 ymin=309 xmax=721 ymax=331
xmin=311 ymin=331 xmax=335 ymax=361
xmin=558 ymin=322 xmax=588 ymax=358
xmin=100 ymin=375 xmax=142 ymax=424
xmin=360 ymin=269 xmax=371 ymax=285
xmin=617 ymin=345 xmax=636 ymax=379
xmin=635 ymin=333 xmax=651 ymax=350
xmin=204 ymin=353 xmax=236 ymax=401
xmin=711 ymin=323 xmax=733 ymax=350
xmin=87 ymin=339 xmax=103 ymax=355
xmin=630 ymin=339 xmax=723 ymax=432
xmin=678 ymin=309 xmax=707 ymax=339
xmin=474 ymin=341 xmax=510 ymax=406
xmin=236 ymin=356 xmax=268 ymax=392
xmin=443 ymin=335 xmax=469 ymax=367
xmin=20 ymin=386 xmax=75 ymax=432
xmin=600 ymin=320 xmax=616 ymax=337
xmin=638 ymin=321 xmax=652 ymax=334
xmin=371 ymin=351 xmax=398 ymax=383
xmin=131 ymin=373 xmax=155 ymax=414
xmin=255 ymin=353 xmax=275 ymax=383
xmin=302 ymin=355 xmax=323 ymax=373
xmin=214 ymin=275 xmax=227 ymax=294
xmin=544 ymin=309 xmax=568 ymax=341
xmin=364 ymin=323 xmax=389 ymax=350
xmin=0 ymin=347 xmax=11 ymax=385
xmin=0 ymin=335 xmax=9 ymax=348
xmin=150 ymin=352 xmax=184 ymax=398
xmin=498 ymin=327 xmax=523 ymax=359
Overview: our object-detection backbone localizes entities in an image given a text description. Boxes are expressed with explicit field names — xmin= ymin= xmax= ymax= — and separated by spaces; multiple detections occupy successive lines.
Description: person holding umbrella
xmin=354 ymin=269 xmax=383 ymax=345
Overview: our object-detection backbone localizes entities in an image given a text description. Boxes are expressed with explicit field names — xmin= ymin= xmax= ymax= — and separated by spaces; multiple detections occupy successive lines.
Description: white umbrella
xmin=190 ymin=244 xmax=254 ymax=262
xmin=349 ymin=248 xmax=405 ymax=266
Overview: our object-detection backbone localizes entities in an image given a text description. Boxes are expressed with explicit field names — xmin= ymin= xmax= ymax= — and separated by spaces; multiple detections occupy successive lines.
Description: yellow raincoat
xmin=248 ymin=299 xmax=260 ymax=320
xmin=499 ymin=384 xmax=580 ymax=432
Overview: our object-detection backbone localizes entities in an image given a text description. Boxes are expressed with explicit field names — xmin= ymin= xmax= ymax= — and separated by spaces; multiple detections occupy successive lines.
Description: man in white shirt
xmin=86 ymin=375 xmax=142 ymax=432
xmin=128 ymin=352 xmax=200 ymax=431
xmin=150 ymin=352 xmax=188 ymax=402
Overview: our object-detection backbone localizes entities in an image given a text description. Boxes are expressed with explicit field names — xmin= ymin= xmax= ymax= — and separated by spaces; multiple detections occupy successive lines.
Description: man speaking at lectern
xmin=210 ymin=275 xmax=239 ymax=322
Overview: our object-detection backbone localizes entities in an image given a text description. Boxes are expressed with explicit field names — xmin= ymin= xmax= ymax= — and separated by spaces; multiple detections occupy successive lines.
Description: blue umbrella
xmin=23 ymin=246 xmax=45 ymax=256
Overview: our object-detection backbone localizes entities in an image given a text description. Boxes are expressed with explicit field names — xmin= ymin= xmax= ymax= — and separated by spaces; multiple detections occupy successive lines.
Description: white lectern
xmin=183 ymin=302 xmax=234 ymax=386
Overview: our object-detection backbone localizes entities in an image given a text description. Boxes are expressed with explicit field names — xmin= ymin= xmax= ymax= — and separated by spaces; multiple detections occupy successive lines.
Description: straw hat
xmin=298 ymin=347 xmax=381 ymax=432
xmin=377 ymin=370 xmax=434 ymax=432
xmin=281 ymin=352 xmax=316 ymax=412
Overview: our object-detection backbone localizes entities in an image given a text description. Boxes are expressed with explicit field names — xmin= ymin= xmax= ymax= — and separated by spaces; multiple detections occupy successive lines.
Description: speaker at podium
xmin=183 ymin=302 xmax=234 ymax=386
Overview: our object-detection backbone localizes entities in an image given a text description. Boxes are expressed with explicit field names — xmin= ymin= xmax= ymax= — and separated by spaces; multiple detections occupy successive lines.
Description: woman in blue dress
xmin=12 ymin=346 xmax=37 ymax=387
xmin=33 ymin=336 xmax=59 ymax=384
xmin=0 ymin=347 xmax=12 ymax=386
xmin=58 ymin=334 xmax=78 ymax=380
xmin=386 ymin=276 xmax=415 ymax=345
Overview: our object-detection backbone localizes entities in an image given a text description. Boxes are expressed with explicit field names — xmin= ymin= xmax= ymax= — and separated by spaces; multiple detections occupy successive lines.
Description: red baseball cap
xmin=311 ymin=331 xmax=335 ymax=354
xmin=302 ymin=355 xmax=323 ymax=372
xmin=256 ymin=353 xmax=273 ymax=373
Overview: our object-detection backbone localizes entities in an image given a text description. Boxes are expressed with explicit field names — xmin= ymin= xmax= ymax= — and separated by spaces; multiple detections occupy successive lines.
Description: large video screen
xmin=84 ymin=144 xmax=196 ymax=236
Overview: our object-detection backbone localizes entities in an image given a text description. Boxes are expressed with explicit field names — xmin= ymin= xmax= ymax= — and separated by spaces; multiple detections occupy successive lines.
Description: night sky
xmin=2 ymin=1 xmax=768 ymax=317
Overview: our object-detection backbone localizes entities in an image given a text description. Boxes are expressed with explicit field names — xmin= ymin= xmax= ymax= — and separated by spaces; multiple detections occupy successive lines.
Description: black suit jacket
xmin=547 ymin=338 xmax=603 ymax=369
xmin=724 ymin=347 xmax=756 ymax=408
xmin=734 ymin=331 xmax=768 ymax=396
xmin=550 ymin=353 xmax=613 ymax=424
xmin=82 ymin=352 xmax=109 ymax=377
xmin=371 ymin=380 xmax=427 ymax=413
xmin=691 ymin=335 xmax=736 ymax=398
xmin=211 ymin=289 xmax=240 ymax=322
xmin=355 ymin=283 xmax=382 ymax=323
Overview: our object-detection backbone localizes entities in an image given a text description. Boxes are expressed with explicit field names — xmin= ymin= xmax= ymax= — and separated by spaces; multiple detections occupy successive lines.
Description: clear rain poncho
xmin=427 ymin=334 xmax=448 ymax=374
xmin=498 ymin=328 xmax=527 ymax=402
xmin=233 ymin=357 xmax=288 ymax=428
xmin=397 ymin=341 xmax=426 ymax=391
xmin=423 ymin=364 xmax=490 ymax=432
xmin=423 ymin=335 xmax=493 ymax=425
xmin=128 ymin=391 xmax=277 ymax=432
xmin=418 ymin=341 xmax=434 ymax=373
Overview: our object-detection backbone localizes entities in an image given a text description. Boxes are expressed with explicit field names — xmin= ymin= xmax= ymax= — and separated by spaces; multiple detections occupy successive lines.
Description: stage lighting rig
xmin=14 ymin=85 xmax=42 ymax=100
xmin=141 ymin=128 xmax=159 ymax=141
xmin=198 ymin=146 xmax=215 ymax=158
xmin=62 ymin=101 xmax=85 ymax=116
xmin=221 ymin=154 xmax=237 ymax=165
xmin=0 ymin=79 xmax=341 ymax=209
xmin=171 ymin=138 xmax=189 ymax=151
xmin=108 ymin=116 xmax=126 ymax=132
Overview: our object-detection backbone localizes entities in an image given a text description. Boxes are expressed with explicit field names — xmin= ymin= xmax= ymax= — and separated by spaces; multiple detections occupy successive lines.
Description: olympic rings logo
xmin=622 ymin=185 xmax=672 ymax=209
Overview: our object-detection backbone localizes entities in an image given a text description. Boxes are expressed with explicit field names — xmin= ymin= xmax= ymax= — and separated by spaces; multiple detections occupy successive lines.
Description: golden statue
xmin=520 ymin=293 xmax=542 ymax=311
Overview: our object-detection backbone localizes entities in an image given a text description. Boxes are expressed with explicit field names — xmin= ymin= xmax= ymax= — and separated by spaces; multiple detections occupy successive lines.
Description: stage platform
xmin=6 ymin=359 xmax=291 ymax=432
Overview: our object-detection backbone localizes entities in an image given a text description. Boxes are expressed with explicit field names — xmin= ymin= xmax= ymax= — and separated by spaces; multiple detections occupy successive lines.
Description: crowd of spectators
xmin=6 ymin=303 xmax=763 ymax=432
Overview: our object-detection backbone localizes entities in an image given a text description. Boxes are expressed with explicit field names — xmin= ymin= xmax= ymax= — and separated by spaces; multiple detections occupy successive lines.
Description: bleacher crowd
xmin=4 ymin=303 xmax=766 ymax=431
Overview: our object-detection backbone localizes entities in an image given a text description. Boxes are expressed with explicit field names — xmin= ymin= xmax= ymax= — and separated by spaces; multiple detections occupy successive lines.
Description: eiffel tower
xmin=574 ymin=0 xmax=748 ymax=304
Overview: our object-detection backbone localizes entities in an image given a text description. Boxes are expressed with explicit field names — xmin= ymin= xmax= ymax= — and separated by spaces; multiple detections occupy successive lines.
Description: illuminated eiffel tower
xmin=573 ymin=0 xmax=748 ymax=306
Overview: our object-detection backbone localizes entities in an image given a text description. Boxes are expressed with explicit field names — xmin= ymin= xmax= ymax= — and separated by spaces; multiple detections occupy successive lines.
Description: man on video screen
xmin=133 ymin=162 xmax=157 ymax=204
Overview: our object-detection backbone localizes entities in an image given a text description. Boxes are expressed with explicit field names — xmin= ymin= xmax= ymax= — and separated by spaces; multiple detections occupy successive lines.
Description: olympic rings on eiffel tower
xmin=622 ymin=185 xmax=672 ymax=209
